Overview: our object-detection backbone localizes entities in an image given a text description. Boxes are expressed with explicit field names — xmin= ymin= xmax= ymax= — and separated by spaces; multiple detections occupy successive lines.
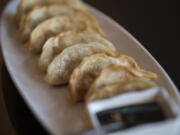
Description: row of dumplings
xmin=15 ymin=0 xmax=158 ymax=107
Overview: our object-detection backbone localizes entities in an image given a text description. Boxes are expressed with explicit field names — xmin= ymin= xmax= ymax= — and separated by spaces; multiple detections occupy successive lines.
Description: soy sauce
xmin=97 ymin=102 xmax=166 ymax=133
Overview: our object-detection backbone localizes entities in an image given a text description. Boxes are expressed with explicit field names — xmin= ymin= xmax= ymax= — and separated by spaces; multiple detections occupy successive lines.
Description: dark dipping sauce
xmin=97 ymin=102 xmax=166 ymax=133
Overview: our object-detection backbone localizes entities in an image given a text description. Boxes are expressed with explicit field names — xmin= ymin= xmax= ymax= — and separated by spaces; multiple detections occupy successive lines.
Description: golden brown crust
xmin=45 ymin=43 xmax=117 ymax=85
xmin=68 ymin=53 xmax=140 ymax=104
xmin=37 ymin=30 xmax=115 ymax=72
xmin=17 ymin=4 xmax=102 ymax=41
xmin=25 ymin=16 xmax=105 ymax=54
xmin=14 ymin=0 xmax=87 ymax=25
xmin=86 ymin=78 xmax=157 ymax=103
xmin=86 ymin=65 xmax=158 ymax=99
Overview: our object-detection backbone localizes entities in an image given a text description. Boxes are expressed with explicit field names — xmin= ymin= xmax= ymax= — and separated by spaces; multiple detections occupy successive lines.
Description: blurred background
xmin=0 ymin=0 xmax=179 ymax=134
xmin=1 ymin=1 xmax=15 ymax=135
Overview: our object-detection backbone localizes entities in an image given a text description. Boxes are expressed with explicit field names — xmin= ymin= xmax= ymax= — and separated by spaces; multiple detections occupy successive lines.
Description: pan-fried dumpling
xmin=26 ymin=16 xmax=105 ymax=53
xmin=87 ymin=65 xmax=158 ymax=99
xmin=18 ymin=4 xmax=98 ymax=41
xmin=45 ymin=42 xmax=117 ymax=85
xmin=86 ymin=78 xmax=157 ymax=103
xmin=68 ymin=53 xmax=140 ymax=104
xmin=37 ymin=31 xmax=116 ymax=72
xmin=14 ymin=0 xmax=86 ymax=24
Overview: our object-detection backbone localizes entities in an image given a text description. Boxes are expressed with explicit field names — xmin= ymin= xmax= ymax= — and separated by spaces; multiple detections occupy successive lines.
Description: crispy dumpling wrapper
xmin=87 ymin=65 xmax=158 ymax=99
xmin=14 ymin=0 xmax=86 ymax=24
xmin=45 ymin=42 xmax=117 ymax=85
xmin=18 ymin=4 xmax=98 ymax=41
xmin=37 ymin=30 xmax=116 ymax=72
xmin=68 ymin=53 xmax=140 ymax=104
xmin=26 ymin=16 xmax=105 ymax=53
xmin=86 ymin=78 xmax=157 ymax=103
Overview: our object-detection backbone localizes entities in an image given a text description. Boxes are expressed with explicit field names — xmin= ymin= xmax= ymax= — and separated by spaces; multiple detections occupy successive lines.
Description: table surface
xmin=0 ymin=0 xmax=15 ymax=135
xmin=0 ymin=0 xmax=179 ymax=134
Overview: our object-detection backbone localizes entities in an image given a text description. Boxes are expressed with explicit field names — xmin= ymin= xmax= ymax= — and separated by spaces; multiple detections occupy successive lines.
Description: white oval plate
xmin=1 ymin=0 xmax=180 ymax=134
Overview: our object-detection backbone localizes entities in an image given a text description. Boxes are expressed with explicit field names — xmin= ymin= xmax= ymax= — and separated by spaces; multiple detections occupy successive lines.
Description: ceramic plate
xmin=1 ymin=0 xmax=180 ymax=134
